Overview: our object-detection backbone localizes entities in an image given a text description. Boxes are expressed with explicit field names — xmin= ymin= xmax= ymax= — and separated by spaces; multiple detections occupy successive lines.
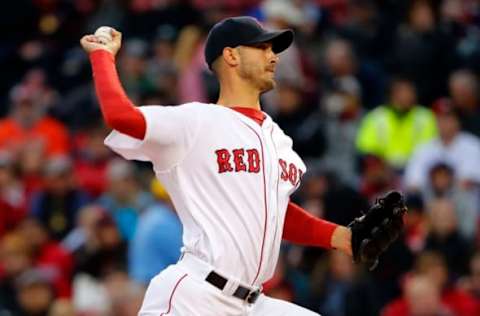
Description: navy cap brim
xmin=243 ymin=29 xmax=294 ymax=54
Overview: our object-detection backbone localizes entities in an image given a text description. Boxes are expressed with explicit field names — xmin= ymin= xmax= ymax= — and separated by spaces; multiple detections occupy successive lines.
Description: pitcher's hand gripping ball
xmin=94 ymin=26 xmax=113 ymax=44
xmin=349 ymin=191 xmax=407 ymax=270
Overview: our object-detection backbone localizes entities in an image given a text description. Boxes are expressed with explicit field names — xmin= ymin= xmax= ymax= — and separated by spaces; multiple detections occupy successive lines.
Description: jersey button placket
xmin=242 ymin=119 xmax=269 ymax=286
xmin=262 ymin=126 xmax=280 ymax=273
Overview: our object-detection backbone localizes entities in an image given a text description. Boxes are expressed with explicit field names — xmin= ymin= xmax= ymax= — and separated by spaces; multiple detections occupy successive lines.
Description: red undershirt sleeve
xmin=89 ymin=49 xmax=146 ymax=140
xmin=282 ymin=201 xmax=338 ymax=249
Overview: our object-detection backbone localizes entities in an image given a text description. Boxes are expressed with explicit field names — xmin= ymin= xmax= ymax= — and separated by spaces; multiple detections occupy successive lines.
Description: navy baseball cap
xmin=204 ymin=16 xmax=294 ymax=69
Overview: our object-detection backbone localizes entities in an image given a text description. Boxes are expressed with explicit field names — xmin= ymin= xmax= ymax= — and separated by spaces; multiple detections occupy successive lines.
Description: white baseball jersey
xmin=104 ymin=102 xmax=306 ymax=287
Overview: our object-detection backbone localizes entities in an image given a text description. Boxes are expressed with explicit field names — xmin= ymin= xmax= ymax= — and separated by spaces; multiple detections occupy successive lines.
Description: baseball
xmin=94 ymin=26 xmax=113 ymax=44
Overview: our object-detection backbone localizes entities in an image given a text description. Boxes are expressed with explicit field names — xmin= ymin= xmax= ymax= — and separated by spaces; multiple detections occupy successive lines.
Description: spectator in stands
xmin=72 ymin=217 xmax=126 ymax=315
xmin=48 ymin=299 xmax=76 ymax=316
xmin=0 ymin=152 xmax=27 ymax=238
xmin=357 ymin=154 xmax=399 ymax=202
xmin=356 ymin=77 xmax=437 ymax=170
xmin=0 ymin=84 xmax=71 ymax=197
xmin=147 ymin=24 xmax=177 ymax=75
xmin=296 ymin=166 xmax=367 ymax=227
xmin=388 ymin=0 xmax=457 ymax=105
xmin=15 ymin=268 xmax=56 ymax=316
xmin=30 ymin=156 xmax=90 ymax=241
xmin=321 ymin=77 xmax=363 ymax=185
xmin=73 ymin=123 xmax=112 ymax=198
xmin=262 ymin=254 xmax=296 ymax=302
xmin=14 ymin=69 xmax=59 ymax=113
xmin=0 ymin=232 xmax=33 ymax=315
xmin=261 ymin=0 xmax=310 ymax=94
xmin=270 ymin=79 xmax=326 ymax=160
xmin=321 ymin=38 xmax=385 ymax=110
xmin=61 ymin=204 xmax=105 ymax=254
xmin=458 ymin=251 xmax=480 ymax=301
xmin=424 ymin=199 xmax=472 ymax=277
xmin=336 ymin=0 xmax=394 ymax=64
xmin=72 ymin=272 xmax=111 ymax=316
xmin=146 ymin=24 xmax=179 ymax=103
xmin=262 ymin=251 xmax=311 ymax=308
xmin=104 ymin=270 xmax=145 ymax=316
xmin=18 ymin=218 xmax=73 ymax=298
xmin=128 ymin=181 xmax=182 ymax=286
xmin=414 ymin=251 xmax=478 ymax=316
xmin=403 ymin=194 xmax=428 ymax=253
xmin=447 ymin=69 xmax=480 ymax=137
xmin=118 ymin=39 xmax=157 ymax=104
xmin=18 ymin=137 xmax=49 ymax=198
xmin=404 ymin=100 xmax=480 ymax=189
xmin=381 ymin=273 xmax=454 ymax=316
xmin=97 ymin=159 xmax=155 ymax=242
xmin=0 ymin=85 xmax=69 ymax=158
xmin=73 ymin=210 xmax=127 ymax=279
xmin=322 ymin=39 xmax=362 ymax=106
xmin=315 ymin=251 xmax=356 ymax=316
xmin=422 ymin=162 xmax=478 ymax=241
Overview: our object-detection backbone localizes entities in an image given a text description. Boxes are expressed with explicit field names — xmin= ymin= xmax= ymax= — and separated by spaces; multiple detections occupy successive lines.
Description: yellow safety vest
xmin=356 ymin=105 xmax=437 ymax=168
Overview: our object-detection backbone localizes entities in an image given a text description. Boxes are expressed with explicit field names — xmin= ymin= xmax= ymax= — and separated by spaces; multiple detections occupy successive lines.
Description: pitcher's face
xmin=237 ymin=42 xmax=279 ymax=93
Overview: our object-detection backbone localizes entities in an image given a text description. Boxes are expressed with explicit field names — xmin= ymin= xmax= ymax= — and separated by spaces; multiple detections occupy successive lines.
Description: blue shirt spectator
xmin=97 ymin=159 xmax=155 ymax=241
xmin=128 ymin=203 xmax=182 ymax=285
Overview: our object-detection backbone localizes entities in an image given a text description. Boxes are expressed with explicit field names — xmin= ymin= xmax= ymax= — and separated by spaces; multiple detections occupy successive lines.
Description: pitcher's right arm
xmin=80 ymin=29 xmax=146 ymax=140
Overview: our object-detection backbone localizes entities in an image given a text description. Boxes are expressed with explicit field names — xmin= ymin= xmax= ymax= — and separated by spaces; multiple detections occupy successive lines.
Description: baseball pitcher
xmin=80 ymin=16 xmax=406 ymax=316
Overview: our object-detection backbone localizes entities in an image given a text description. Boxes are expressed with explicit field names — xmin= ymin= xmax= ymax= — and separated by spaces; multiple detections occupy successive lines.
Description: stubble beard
xmin=261 ymin=77 xmax=275 ymax=94
xmin=239 ymin=63 xmax=275 ymax=94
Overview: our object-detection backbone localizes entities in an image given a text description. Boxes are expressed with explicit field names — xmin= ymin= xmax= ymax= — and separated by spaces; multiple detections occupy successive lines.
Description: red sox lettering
xmin=215 ymin=148 xmax=260 ymax=173
xmin=279 ymin=158 xmax=303 ymax=186
xmin=215 ymin=149 xmax=303 ymax=185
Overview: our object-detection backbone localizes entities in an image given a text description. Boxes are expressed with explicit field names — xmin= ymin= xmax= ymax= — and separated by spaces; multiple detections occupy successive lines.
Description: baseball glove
xmin=348 ymin=191 xmax=407 ymax=270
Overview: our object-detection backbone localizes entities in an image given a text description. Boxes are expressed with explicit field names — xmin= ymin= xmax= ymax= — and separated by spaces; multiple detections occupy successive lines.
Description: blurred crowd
xmin=2 ymin=0 xmax=480 ymax=315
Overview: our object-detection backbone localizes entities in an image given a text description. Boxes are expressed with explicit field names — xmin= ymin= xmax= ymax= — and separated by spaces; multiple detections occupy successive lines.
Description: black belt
xmin=205 ymin=271 xmax=261 ymax=304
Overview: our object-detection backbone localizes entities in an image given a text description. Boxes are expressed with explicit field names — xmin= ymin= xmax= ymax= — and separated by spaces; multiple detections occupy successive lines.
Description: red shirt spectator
xmin=72 ymin=126 xmax=111 ymax=198
xmin=0 ymin=200 xmax=26 ymax=238
xmin=19 ymin=219 xmax=73 ymax=298
xmin=0 ymin=86 xmax=69 ymax=158
xmin=382 ymin=288 xmax=478 ymax=316
xmin=0 ymin=116 xmax=69 ymax=157
xmin=35 ymin=240 xmax=73 ymax=298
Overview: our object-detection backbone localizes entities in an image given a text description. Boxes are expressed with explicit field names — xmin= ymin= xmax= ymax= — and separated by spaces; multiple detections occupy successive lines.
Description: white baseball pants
xmin=138 ymin=254 xmax=320 ymax=316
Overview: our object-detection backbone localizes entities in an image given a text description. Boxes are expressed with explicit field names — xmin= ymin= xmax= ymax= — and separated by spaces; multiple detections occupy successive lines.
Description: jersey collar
xmin=231 ymin=107 xmax=266 ymax=126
